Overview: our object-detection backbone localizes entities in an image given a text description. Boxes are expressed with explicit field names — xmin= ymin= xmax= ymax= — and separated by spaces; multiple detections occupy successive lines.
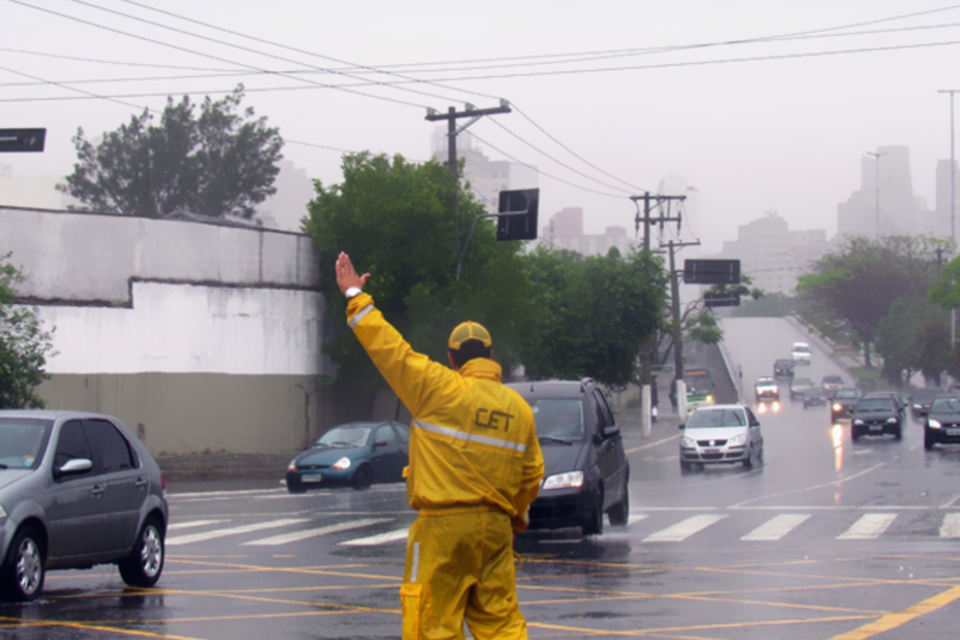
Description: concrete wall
xmin=1 ymin=206 xmax=330 ymax=455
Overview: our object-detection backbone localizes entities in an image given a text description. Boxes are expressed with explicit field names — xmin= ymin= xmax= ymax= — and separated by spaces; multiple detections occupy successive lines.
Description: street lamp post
xmin=867 ymin=150 xmax=886 ymax=239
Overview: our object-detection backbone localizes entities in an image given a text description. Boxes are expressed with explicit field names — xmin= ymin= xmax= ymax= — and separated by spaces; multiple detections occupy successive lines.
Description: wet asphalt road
xmin=3 ymin=316 xmax=960 ymax=638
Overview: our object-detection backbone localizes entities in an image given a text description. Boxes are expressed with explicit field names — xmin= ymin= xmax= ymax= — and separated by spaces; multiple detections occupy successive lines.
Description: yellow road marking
xmin=826 ymin=585 xmax=960 ymax=639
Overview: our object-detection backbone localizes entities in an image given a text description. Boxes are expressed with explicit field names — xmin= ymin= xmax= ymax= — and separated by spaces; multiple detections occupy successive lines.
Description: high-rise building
xmin=430 ymin=130 xmax=538 ymax=213
xmin=539 ymin=207 xmax=635 ymax=257
xmin=837 ymin=145 xmax=931 ymax=239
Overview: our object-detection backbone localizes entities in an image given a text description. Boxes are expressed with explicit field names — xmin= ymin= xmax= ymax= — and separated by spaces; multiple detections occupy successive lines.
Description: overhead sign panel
xmin=0 ymin=129 xmax=46 ymax=153
xmin=496 ymin=188 xmax=539 ymax=242
xmin=703 ymin=291 xmax=741 ymax=308
xmin=684 ymin=259 xmax=740 ymax=285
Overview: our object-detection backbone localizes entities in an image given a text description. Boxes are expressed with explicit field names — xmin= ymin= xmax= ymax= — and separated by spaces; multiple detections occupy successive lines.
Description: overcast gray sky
xmin=3 ymin=0 xmax=959 ymax=252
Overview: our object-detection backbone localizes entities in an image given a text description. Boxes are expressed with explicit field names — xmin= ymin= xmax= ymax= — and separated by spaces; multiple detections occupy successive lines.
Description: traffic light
xmin=496 ymin=189 xmax=539 ymax=241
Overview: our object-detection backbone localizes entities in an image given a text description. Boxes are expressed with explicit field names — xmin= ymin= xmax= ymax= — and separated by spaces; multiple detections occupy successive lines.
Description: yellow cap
xmin=448 ymin=321 xmax=492 ymax=350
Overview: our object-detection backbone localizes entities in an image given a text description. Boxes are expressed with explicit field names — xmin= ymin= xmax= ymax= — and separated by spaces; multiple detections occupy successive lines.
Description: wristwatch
xmin=345 ymin=287 xmax=362 ymax=299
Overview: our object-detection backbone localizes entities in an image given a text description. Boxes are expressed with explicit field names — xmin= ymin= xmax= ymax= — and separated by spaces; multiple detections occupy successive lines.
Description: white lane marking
xmin=731 ymin=463 xmax=886 ymax=508
xmin=242 ymin=518 xmax=393 ymax=546
xmin=741 ymin=514 xmax=811 ymax=541
xmin=168 ymin=488 xmax=288 ymax=499
xmin=340 ymin=527 xmax=410 ymax=546
xmin=837 ymin=513 xmax=898 ymax=540
xmin=167 ymin=518 xmax=309 ymax=546
xmin=627 ymin=514 xmax=649 ymax=526
xmin=941 ymin=493 xmax=960 ymax=508
xmin=940 ymin=513 xmax=960 ymax=538
xmin=625 ymin=434 xmax=681 ymax=455
xmin=644 ymin=514 xmax=727 ymax=542
xmin=167 ymin=519 xmax=227 ymax=531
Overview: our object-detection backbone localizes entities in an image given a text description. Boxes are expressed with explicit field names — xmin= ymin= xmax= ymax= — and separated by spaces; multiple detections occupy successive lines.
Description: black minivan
xmin=508 ymin=378 xmax=630 ymax=536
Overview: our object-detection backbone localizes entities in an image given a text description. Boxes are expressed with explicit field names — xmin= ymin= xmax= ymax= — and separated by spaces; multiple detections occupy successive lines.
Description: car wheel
xmin=119 ymin=516 xmax=165 ymax=588
xmin=743 ymin=446 xmax=754 ymax=469
xmin=581 ymin=488 xmax=604 ymax=537
xmin=851 ymin=429 xmax=859 ymax=442
xmin=351 ymin=465 xmax=372 ymax=491
xmin=924 ymin=431 xmax=935 ymax=450
xmin=608 ymin=478 xmax=630 ymax=527
xmin=680 ymin=460 xmax=693 ymax=474
xmin=894 ymin=427 xmax=903 ymax=441
xmin=1 ymin=527 xmax=44 ymax=602
xmin=286 ymin=479 xmax=306 ymax=494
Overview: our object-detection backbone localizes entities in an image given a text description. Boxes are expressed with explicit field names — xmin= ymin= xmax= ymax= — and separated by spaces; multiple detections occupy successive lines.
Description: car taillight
xmin=161 ymin=475 xmax=166 ymax=491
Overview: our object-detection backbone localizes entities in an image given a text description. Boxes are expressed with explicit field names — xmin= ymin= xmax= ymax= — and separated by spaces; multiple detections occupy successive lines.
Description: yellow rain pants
xmin=401 ymin=506 xmax=527 ymax=640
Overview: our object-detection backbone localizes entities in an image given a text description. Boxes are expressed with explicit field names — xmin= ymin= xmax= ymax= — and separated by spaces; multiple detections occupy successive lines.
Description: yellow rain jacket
xmin=347 ymin=292 xmax=544 ymax=640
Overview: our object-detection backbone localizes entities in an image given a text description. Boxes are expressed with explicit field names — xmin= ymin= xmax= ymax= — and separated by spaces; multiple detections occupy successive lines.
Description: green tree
xmin=519 ymin=246 xmax=667 ymax=388
xmin=876 ymin=296 xmax=951 ymax=388
xmin=797 ymin=236 xmax=941 ymax=367
xmin=59 ymin=86 xmax=283 ymax=219
xmin=305 ymin=152 xmax=531 ymax=390
xmin=0 ymin=254 xmax=56 ymax=409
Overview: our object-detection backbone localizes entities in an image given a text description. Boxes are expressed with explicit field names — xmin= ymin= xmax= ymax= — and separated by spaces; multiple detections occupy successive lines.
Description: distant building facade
xmin=430 ymin=130 xmax=538 ymax=212
xmin=539 ymin=207 xmax=636 ymax=257
xmin=711 ymin=212 xmax=829 ymax=295
xmin=837 ymin=146 xmax=935 ymax=240
xmin=934 ymin=159 xmax=960 ymax=241
xmin=0 ymin=165 xmax=66 ymax=209
xmin=256 ymin=160 xmax=316 ymax=233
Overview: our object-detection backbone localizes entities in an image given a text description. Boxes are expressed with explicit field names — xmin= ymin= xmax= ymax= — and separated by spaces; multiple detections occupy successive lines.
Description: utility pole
xmin=425 ymin=101 xmax=512 ymax=258
xmin=938 ymin=90 xmax=959 ymax=346
xmin=631 ymin=192 xmax=686 ymax=252
xmin=867 ymin=150 xmax=886 ymax=239
xmin=665 ymin=238 xmax=701 ymax=417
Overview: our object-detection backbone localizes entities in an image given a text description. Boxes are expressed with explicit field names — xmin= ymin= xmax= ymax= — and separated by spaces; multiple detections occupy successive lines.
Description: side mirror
xmin=678 ymin=423 xmax=685 ymax=430
xmin=602 ymin=425 xmax=620 ymax=439
xmin=55 ymin=458 xmax=93 ymax=479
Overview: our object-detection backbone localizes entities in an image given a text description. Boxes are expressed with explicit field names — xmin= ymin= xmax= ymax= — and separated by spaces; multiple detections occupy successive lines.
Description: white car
xmin=679 ymin=404 xmax=764 ymax=473
xmin=754 ymin=377 xmax=779 ymax=402
xmin=790 ymin=342 xmax=812 ymax=365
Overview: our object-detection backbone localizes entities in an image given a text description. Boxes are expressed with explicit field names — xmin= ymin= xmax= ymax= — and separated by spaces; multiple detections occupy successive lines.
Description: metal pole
xmin=952 ymin=91 xmax=956 ymax=241
xmin=867 ymin=151 xmax=885 ymax=238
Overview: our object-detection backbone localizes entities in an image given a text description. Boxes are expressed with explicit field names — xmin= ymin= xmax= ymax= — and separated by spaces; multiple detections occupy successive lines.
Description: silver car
xmin=0 ymin=410 xmax=168 ymax=601
xmin=679 ymin=404 xmax=764 ymax=473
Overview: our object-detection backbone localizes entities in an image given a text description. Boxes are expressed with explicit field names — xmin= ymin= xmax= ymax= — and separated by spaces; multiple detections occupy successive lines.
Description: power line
xmin=8 ymin=0 xmax=430 ymax=110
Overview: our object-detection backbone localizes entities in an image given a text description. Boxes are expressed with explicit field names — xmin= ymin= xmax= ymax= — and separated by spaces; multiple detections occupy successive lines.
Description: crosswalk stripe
xmin=242 ymin=518 xmax=394 ymax=546
xmin=627 ymin=514 xmax=649 ymax=526
xmin=168 ymin=519 xmax=228 ymax=531
xmin=837 ymin=513 xmax=897 ymax=540
xmin=167 ymin=518 xmax=309 ymax=546
xmin=741 ymin=514 xmax=811 ymax=541
xmin=339 ymin=527 xmax=410 ymax=546
xmin=644 ymin=514 xmax=727 ymax=542
xmin=940 ymin=513 xmax=960 ymax=538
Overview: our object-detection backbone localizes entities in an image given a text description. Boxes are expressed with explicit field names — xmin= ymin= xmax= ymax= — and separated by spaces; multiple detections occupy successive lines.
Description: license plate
xmin=703 ymin=448 xmax=720 ymax=454
xmin=869 ymin=425 xmax=882 ymax=431
xmin=301 ymin=475 xmax=323 ymax=483
xmin=947 ymin=429 xmax=960 ymax=436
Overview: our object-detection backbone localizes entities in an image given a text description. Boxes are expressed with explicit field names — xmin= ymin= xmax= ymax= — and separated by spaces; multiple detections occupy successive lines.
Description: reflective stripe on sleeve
xmin=414 ymin=420 xmax=526 ymax=453
xmin=348 ymin=304 xmax=374 ymax=329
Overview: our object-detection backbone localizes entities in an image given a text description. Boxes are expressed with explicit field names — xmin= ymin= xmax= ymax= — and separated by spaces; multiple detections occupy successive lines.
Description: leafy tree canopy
xmin=305 ymin=152 xmax=532 ymax=389
xmin=797 ymin=235 xmax=943 ymax=367
xmin=59 ymin=86 xmax=283 ymax=219
xmin=519 ymin=246 xmax=667 ymax=389
xmin=0 ymin=254 xmax=56 ymax=409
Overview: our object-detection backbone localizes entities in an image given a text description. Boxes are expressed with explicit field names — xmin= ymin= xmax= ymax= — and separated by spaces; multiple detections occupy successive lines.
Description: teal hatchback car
xmin=286 ymin=421 xmax=410 ymax=493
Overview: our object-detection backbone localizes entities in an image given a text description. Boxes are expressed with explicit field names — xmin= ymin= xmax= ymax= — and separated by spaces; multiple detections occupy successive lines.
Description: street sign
xmin=496 ymin=188 xmax=539 ymax=241
xmin=684 ymin=259 xmax=740 ymax=285
xmin=703 ymin=291 xmax=741 ymax=308
xmin=0 ymin=129 xmax=46 ymax=153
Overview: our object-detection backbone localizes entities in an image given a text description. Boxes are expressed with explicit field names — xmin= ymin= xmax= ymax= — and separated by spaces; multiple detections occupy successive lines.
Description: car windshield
xmin=0 ymin=418 xmax=50 ymax=470
xmin=686 ymin=409 xmax=746 ymax=428
xmin=756 ymin=378 xmax=774 ymax=385
xmin=835 ymin=389 xmax=862 ymax=399
xmin=529 ymin=399 xmax=583 ymax=441
xmin=792 ymin=346 xmax=811 ymax=354
xmin=931 ymin=398 xmax=960 ymax=413
xmin=804 ymin=388 xmax=823 ymax=396
xmin=823 ymin=376 xmax=842 ymax=383
xmin=857 ymin=399 xmax=895 ymax=411
xmin=316 ymin=425 xmax=372 ymax=448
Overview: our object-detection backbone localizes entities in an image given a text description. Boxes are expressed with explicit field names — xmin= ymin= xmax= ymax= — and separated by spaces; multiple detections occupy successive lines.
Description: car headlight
xmin=0 ymin=504 xmax=6 ymax=519
xmin=728 ymin=433 xmax=747 ymax=445
xmin=886 ymin=417 xmax=898 ymax=424
xmin=913 ymin=404 xmax=922 ymax=409
xmin=541 ymin=471 xmax=584 ymax=490
xmin=705 ymin=395 xmax=714 ymax=404
xmin=288 ymin=459 xmax=298 ymax=472
xmin=681 ymin=436 xmax=696 ymax=447
xmin=928 ymin=419 xmax=942 ymax=429
xmin=331 ymin=457 xmax=352 ymax=470
xmin=832 ymin=403 xmax=842 ymax=411
xmin=853 ymin=419 xmax=864 ymax=425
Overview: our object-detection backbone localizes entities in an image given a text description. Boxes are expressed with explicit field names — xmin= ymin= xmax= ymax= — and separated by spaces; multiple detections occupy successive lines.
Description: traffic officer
xmin=335 ymin=252 xmax=544 ymax=640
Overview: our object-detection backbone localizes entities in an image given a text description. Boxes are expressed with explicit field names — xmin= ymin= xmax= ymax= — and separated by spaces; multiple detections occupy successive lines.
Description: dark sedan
xmin=831 ymin=388 xmax=863 ymax=421
xmin=924 ymin=396 xmax=960 ymax=450
xmin=802 ymin=387 xmax=828 ymax=409
xmin=910 ymin=387 xmax=940 ymax=418
xmin=286 ymin=421 xmax=409 ymax=492
xmin=850 ymin=397 xmax=902 ymax=442
xmin=774 ymin=359 xmax=795 ymax=379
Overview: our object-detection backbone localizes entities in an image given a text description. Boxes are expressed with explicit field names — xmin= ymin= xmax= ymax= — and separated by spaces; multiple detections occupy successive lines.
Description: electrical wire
xmin=7 ymin=0 xmax=430 ymax=110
